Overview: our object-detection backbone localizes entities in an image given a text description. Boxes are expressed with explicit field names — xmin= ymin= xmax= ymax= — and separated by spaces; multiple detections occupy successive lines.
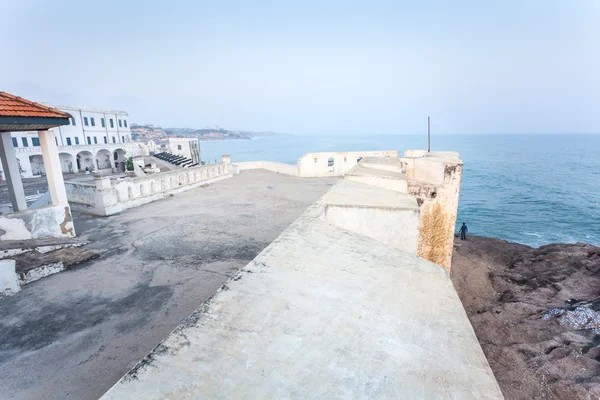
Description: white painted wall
xmin=0 ymin=204 xmax=75 ymax=239
xmin=232 ymin=151 xmax=399 ymax=178
xmin=297 ymin=150 xmax=398 ymax=177
xmin=67 ymin=160 xmax=232 ymax=216
xmin=0 ymin=260 xmax=21 ymax=296
xmin=168 ymin=138 xmax=200 ymax=164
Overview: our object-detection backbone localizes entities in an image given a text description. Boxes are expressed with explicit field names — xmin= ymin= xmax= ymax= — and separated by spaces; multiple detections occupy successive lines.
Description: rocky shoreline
xmin=451 ymin=235 xmax=600 ymax=400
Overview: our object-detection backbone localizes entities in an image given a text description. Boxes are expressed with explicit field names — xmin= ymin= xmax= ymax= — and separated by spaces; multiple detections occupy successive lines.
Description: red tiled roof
xmin=0 ymin=91 xmax=72 ymax=119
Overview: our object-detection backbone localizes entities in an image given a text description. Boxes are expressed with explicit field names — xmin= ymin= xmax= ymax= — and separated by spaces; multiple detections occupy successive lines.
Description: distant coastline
xmin=130 ymin=123 xmax=290 ymax=142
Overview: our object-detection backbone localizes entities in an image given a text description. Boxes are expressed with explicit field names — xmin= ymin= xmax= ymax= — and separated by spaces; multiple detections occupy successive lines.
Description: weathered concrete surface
xmin=0 ymin=170 xmax=336 ymax=400
xmin=345 ymin=164 xmax=408 ymax=192
xmin=323 ymin=180 xmax=420 ymax=254
xmin=101 ymin=200 xmax=503 ymax=399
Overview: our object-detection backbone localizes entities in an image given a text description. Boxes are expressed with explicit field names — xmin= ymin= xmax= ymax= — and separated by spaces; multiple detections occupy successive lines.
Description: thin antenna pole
xmin=427 ymin=116 xmax=431 ymax=152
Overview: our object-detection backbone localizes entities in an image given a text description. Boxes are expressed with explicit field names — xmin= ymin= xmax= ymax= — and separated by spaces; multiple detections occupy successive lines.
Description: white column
xmin=0 ymin=132 xmax=27 ymax=211
xmin=38 ymin=130 xmax=68 ymax=205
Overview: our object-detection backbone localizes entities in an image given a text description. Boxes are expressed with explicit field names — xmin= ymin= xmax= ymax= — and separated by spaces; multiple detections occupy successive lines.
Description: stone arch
xmin=76 ymin=150 xmax=94 ymax=172
xmin=113 ymin=148 xmax=127 ymax=172
xmin=59 ymin=152 xmax=75 ymax=174
xmin=29 ymin=154 xmax=45 ymax=176
xmin=96 ymin=149 xmax=112 ymax=170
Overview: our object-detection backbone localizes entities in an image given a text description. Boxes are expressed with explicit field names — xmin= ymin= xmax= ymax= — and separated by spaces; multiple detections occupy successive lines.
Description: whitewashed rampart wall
xmin=66 ymin=161 xmax=231 ymax=216
xmin=297 ymin=151 xmax=397 ymax=177
xmin=232 ymin=150 xmax=398 ymax=178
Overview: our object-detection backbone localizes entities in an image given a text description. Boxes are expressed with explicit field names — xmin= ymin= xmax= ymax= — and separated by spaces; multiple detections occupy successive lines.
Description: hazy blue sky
xmin=1 ymin=0 xmax=598 ymax=134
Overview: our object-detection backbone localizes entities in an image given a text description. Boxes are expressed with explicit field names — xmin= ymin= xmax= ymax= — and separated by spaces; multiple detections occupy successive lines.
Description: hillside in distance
xmin=131 ymin=124 xmax=290 ymax=141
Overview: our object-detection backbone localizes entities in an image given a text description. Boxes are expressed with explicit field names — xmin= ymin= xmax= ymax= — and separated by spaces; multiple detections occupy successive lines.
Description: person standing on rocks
xmin=459 ymin=222 xmax=468 ymax=240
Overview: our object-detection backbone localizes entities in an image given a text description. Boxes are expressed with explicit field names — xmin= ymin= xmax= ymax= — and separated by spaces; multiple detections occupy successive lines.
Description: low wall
xmin=297 ymin=150 xmax=398 ymax=177
xmin=66 ymin=161 xmax=232 ymax=216
xmin=233 ymin=161 xmax=298 ymax=176
xmin=0 ymin=204 xmax=75 ymax=240
xmin=232 ymin=150 xmax=398 ymax=178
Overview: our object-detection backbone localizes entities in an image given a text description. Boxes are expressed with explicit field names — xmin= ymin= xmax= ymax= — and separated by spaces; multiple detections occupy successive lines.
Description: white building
xmin=168 ymin=137 xmax=200 ymax=164
xmin=1 ymin=105 xmax=147 ymax=178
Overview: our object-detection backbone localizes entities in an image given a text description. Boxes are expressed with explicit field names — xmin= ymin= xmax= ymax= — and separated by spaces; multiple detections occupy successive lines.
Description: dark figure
xmin=459 ymin=222 xmax=468 ymax=240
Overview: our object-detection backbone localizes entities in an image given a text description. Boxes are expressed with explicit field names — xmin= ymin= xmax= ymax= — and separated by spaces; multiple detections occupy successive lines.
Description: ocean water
xmin=199 ymin=134 xmax=600 ymax=248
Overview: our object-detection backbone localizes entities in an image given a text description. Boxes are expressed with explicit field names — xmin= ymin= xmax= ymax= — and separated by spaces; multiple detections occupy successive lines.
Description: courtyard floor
xmin=0 ymin=170 xmax=337 ymax=400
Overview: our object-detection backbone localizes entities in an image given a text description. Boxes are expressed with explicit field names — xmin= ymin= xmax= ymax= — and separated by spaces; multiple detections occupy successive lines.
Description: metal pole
xmin=427 ymin=116 xmax=431 ymax=152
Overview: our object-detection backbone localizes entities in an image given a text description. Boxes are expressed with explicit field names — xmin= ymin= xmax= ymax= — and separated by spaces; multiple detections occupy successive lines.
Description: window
xmin=124 ymin=120 xmax=128 ymax=128
xmin=94 ymin=137 xmax=98 ymax=144
xmin=84 ymin=117 xmax=89 ymax=126
xmin=110 ymin=119 xmax=114 ymax=128
xmin=75 ymin=137 xmax=79 ymax=145
xmin=32 ymin=137 xmax=40 ymax=146
xmin=178 ymin=145 xmax=182 ymax=150
xmin=118 ymin=119 xmax=122 ymax=128
xmin=122 ymin=136 xmax=125 ymax=143
xmin=112 ymin=137 xmax=116 ymax=143
xmin=91 ymin=117 xmax=95 ymax=127
xmin=103 ymin=137 xmax=107 ymax=144
xmin=101 ymin=118 xmax=105 ymax=128
xmin=55 ymin=137 xmax=58 ymax=145
xmin=21 ymin=137 xmax=28 ymax=147
xmin=66 ymin=137 xmax=72 ymax=145
xmin=71 ymin=118 xmax=76 ymax=125
xmin=12 ymin=137 xmax=18 ymax=148
xmin=87 ymin=137 xmax=91 ymax=145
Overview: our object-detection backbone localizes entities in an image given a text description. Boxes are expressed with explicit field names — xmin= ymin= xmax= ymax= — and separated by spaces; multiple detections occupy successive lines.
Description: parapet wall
xmin=232 ymin=150 xmax=398 ymax=178
xmin=232 ymin=149 xmax=462 ymax=271
xmin=66 ymin=160 xmax=232 ymax=216
xmin=402 ymin=151 xmax=463 ymax=270
xmin=0 ymin=204 xmax=75 ymax=240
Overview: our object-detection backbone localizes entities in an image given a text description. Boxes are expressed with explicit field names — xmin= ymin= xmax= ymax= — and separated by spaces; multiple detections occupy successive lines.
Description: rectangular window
xmin=94 ymin=137 xmax=98 ymax=144
xmin=87 ymin=137 xmax=91 ymax=145
xmin=32 ymin=137 xmax=40 ymax=146
xmin=21 ymin=137 xmax=28 ymax=147
xmin=101 ymin=118 xmax=105 ymax=128
xmin=112 ymin=137 xmax=116 ymax=143
xmin=71 ymin=118 xmax=76 ymax=125
xmin=110 ymin=119 xmax=114 ymax=128
xmin=75 ymin=137 xmax=79 ymax=145
xmin=84 ymin=117 xmax=89 ymax=126
xmin=124 ymin=120 xmax=128 ymax=128
xmin=178 ymin=145 xmax=182 ymax=150
xmin=12 ymin=137 xmax=18 ymax=148
xmin=66 ymin=137 xmax=72 ymax=145
xmin=122 ymin=136 xmax=125 ymax=143
xmin=55 ymin=137 xmax=58 ymax=145
xmin=118 ymin=119 xmax=122 ymax=128
xmin=91 ymin=117 xmax=95 ymax=127
xmin=103 ymin=137 xmax=107 ymax=144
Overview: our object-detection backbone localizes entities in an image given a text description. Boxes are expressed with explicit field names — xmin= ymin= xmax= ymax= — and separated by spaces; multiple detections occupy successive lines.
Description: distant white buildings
xmin=1 ymin=105 xmax=148 ymax=179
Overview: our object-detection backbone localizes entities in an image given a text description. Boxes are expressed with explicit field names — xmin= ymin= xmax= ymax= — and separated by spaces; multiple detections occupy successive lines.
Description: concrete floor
xmin=0 ymin=170 xmax=337 ymax=400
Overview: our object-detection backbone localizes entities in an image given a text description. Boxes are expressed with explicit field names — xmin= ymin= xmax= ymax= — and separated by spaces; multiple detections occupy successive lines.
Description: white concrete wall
xmin=0 ymin=260 xmax=21 ymax=296
xmin=66 ymin=161 xmax=232 ymax=216
xmin=168 ymin=138 xmax=200 ymax=163
xmin=232 ymin=161 xmax=299 ymax=176
xmin=233 ymin=151 xmax=398 ymax=178
xmin=297 ymin=150 xmax=398 ymax=177
xmin=0 ymin=204 xmax=76 ymax=239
